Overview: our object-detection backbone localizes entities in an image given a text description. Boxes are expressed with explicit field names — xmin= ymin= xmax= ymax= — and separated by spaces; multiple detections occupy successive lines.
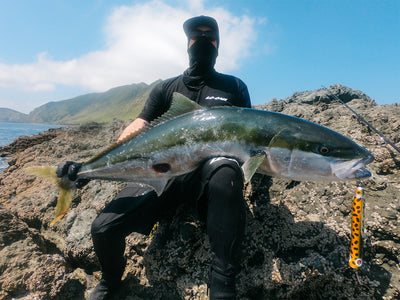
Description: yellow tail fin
xmin=25 ymin=166 xmax=76 ymax=226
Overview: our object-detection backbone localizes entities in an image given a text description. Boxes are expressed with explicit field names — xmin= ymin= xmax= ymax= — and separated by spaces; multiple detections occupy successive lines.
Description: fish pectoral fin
xmin=242 ymin=152 xmax=267 ymax=183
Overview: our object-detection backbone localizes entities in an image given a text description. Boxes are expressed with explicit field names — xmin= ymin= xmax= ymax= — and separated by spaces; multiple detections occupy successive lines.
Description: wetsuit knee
xmin=202 ymin=157 xmax=243 ymax=183
xmin=91 ymin=215 xmax=107 ymax=237
xmin=208 ymin=163 xmax=244 ymax=193
xmin=206 ymin=158 xmax=245 ymax=206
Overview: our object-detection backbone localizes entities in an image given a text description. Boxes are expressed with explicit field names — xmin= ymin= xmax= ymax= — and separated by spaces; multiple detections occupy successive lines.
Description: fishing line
xmin=322 ymin=85 xmax=400 ymax=155
xmin=318 ymin=88 xmax=379 ymax=286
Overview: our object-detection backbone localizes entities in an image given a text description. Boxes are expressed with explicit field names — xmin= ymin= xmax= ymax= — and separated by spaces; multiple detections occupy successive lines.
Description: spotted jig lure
xmin=349 ymin=185 xmax=365 ymax=269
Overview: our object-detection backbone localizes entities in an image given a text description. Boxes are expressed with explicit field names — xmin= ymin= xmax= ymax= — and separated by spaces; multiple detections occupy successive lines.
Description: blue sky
xmin=0 ymin=0 xmax=399 ymax=113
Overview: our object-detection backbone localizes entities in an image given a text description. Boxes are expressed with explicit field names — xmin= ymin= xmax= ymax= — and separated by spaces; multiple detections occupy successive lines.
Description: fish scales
xmin=78 ymin=105 xmax=372 ymax=184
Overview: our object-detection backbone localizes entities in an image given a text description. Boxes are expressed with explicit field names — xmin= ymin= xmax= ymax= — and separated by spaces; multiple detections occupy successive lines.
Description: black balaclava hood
xmin=187 ymin=36 xmax=218 ymax=74
xmin=183 ymin=16 xmax=220 ymax=79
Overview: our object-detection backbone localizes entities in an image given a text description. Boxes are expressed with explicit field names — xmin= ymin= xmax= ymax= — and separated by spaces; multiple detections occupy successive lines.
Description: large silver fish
xmin=27 ymin=93 xmax=374 ymax=225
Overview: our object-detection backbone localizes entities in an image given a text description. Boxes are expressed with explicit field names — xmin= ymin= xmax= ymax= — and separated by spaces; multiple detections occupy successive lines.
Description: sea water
xmin=0 ymin=122 xmax=62 ymax=173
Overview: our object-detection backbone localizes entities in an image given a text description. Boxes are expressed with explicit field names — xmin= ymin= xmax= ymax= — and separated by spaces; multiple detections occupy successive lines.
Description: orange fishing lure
xmin=349 ymin=185 xmax=364 ymax=269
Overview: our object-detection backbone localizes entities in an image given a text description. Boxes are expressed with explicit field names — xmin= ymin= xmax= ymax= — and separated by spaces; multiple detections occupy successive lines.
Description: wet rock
xmin=0 ymin=85 xmax=399 ymax=299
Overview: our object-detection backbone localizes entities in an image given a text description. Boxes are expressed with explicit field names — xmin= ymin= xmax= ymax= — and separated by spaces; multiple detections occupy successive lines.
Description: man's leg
xmin=87 ymin=184 xmax=161 ymax=300
xmin=200 ymin=159 xmax=246 ymax=299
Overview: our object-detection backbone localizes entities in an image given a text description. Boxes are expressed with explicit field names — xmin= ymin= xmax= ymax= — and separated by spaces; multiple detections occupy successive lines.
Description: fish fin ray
xmin=163 ymin=92 xmax=202 ymax=116
xmin=242 ymin=152 xmax=266 ymax=183
xmin=144 ymin=93 xmax=202 ymax=130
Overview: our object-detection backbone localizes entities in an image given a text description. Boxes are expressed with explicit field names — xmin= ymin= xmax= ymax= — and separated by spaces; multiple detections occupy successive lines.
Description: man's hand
xmin=118 ymin=118 xmax=148 ymax=142
xmin=56 ymin=161 xmax=89 ymax=188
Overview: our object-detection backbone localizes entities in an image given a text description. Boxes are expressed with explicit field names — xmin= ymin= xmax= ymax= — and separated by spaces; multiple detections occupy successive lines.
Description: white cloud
xmin=0 ymin=0 xmax=257 ymax=95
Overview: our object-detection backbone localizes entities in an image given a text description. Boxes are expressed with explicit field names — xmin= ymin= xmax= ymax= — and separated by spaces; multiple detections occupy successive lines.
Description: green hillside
xmin=22 ymin=81 xmax=160 ymax=124
xmin=0 ymin=108 xmax=28 ymax=123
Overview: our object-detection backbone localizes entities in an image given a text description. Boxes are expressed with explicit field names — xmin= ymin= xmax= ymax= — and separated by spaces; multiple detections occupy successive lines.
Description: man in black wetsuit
xmin=58 ymin=16 xmax=251 ymax=300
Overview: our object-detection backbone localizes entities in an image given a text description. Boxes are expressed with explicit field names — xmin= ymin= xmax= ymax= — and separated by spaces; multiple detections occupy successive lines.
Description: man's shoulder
xmin=214 ymin=72 xmax=246 ymax=85
xmin=150 ymin=75 xmax=184 ymax=94
xmin=149 ymin=74 xmax=188 ymax=104
xmin=212 ymin=72 xmax=248 ymax=90
xmin=159 ymin=74 xmax=184 ymax=86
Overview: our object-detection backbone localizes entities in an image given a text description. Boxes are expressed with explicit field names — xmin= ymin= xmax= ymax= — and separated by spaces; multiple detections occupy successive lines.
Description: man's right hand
xmin=56 ymin=161 xmax=89 ymax=188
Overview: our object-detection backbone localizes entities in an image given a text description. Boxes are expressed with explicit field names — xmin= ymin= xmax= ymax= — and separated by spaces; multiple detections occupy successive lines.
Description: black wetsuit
xmin=91 ymin=67 xmax=251 ymax=286
xmin=138 ymin=69 xmax=251 ymax=121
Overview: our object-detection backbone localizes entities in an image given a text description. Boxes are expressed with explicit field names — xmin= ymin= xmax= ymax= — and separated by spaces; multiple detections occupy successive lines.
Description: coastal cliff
xmin=1 ymin=85 xmax=399 ymax=299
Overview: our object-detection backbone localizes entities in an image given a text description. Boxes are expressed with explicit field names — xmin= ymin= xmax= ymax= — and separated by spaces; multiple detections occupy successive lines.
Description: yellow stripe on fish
xmin=349 ymin=186 xmax=364 ymax=269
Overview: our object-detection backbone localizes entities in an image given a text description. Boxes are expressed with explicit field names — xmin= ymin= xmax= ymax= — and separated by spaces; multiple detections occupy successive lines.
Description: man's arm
xmin=238 ymin=78 xmax=252 ymax=108
xmin=118 ymin=81 xmax=167 ymax=142
xmin=117 ymin=117 xmax=148 ymax=142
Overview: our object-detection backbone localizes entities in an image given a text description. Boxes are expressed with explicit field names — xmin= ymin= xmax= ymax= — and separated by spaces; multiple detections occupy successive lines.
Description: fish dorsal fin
xmin=147 ymin=92 xmax=202 ymax=128
xmin=118 ymin=93 xmax=201 ymax=143
xmin=85 ymin=93 xmax=201 ymax=165
xmin=167 ymin=92 xmax=203 ymax=116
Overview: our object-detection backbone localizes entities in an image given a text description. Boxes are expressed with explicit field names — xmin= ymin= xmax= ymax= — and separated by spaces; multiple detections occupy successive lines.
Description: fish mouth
xmin=332 ymin=154 xmax=374 ymax=180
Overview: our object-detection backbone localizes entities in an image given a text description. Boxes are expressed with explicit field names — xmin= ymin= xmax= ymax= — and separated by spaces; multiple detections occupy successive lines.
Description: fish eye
xmin=318 ymin=146 xmax=330 ymax=155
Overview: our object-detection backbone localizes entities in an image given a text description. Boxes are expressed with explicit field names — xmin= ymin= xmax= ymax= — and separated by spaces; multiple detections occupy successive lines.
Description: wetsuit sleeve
xmin=236 ymin=78 xmax=252 ymax=108
xmin=138 ymin=83 xmax=167 ymax=122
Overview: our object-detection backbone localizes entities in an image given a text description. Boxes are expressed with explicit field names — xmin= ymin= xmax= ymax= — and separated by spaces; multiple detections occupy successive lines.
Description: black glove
xmin=75 ymin=178 xmax=90 ymax=189
xmin=56 ymin=161 xmax=89 ymax=188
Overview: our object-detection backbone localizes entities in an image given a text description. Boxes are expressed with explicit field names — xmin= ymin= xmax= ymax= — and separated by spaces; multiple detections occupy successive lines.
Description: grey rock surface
xmin=0 ymin=85 xmax=399 ymax=299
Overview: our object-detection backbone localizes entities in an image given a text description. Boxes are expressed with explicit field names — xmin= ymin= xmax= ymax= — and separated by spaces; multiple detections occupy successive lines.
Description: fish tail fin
xmin=50 ymin=187 xmax=76 ymax=226
xmin=25 ymin=166 xmax=60 ymax=183
xmin=25 ymin=166 xmax=76 ymax=226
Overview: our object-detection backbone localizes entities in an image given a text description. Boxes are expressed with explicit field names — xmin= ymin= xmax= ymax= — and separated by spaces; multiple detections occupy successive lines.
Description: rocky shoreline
xmin=1 ymin=86 xmax=399 ymax=299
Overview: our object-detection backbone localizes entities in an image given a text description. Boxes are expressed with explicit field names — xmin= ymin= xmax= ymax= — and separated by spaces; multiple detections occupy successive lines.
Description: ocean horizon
xmin=0 ymin=122 xmax=63 ymax=173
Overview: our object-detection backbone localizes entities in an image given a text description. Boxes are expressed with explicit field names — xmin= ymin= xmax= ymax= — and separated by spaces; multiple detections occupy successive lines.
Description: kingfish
xmin=27 ymin=93 xmax=374 ymax=225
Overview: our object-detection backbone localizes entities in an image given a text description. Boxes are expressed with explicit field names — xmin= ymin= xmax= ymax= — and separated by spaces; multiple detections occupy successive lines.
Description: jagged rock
xmin=0 ymin=85 xmax=399 ymax=299
xmin=259 ymin=84 xmax=375 ymax=110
